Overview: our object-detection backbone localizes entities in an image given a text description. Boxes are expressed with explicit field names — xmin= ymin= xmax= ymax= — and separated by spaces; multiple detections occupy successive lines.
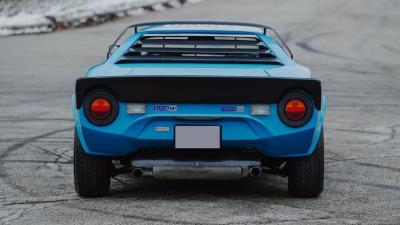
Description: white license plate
xmin=175 ymin=126 xmax=221 ymax=149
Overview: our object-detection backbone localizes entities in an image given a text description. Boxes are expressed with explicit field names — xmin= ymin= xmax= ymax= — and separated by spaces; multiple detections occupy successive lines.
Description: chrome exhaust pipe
xmin=132 ymin=168 xmax=143 ymax=178
xmin=249 ymin=167 xmax=262 ymax=177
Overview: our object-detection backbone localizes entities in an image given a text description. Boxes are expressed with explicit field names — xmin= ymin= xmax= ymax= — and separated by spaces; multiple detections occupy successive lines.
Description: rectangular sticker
xmin=221 ymin=105 xmax=244 ymax=112
xmin=154 ymin=105 xmax=177 ymax=112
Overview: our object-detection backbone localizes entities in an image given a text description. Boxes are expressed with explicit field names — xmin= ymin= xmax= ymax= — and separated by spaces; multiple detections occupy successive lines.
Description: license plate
xmin=175 ymin=126 xmax=221 ymax=149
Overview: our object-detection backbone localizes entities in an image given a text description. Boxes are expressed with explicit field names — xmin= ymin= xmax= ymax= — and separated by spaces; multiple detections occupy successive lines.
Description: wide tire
xmin=74 ymin=130 xmax=111 ymax=197
xmin=288 ymin=130 xmax=324 ymax=197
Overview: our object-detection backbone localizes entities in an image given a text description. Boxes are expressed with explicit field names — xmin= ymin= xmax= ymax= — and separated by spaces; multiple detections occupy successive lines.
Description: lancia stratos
xmin=72 ymin=21 xmax=326 ymax=198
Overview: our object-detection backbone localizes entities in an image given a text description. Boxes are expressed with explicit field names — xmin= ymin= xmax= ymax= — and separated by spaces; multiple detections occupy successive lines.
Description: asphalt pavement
xmin=1 ymin=0 xmax=400 ymax=224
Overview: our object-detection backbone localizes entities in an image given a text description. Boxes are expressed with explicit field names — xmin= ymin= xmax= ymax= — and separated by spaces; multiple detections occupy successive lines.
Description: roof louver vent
xmin=116 ymin=35 xmax=282 ymax=65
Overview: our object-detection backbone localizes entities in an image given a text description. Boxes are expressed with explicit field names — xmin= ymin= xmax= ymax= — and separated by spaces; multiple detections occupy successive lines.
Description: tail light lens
xmin=127 ymin=103 xmax=146 ymax=114
xmin=90 ymin=98 xmax=112 ymax=119
xmin=278 ymin=91 xmax=313 ymax=127
xmin=284 ymin=99 xmax=306 ymax=121
xmin=83 ymin=90 xmax=119 ymax=126
xmin=251 ymin=104 xmax=270 ymax=116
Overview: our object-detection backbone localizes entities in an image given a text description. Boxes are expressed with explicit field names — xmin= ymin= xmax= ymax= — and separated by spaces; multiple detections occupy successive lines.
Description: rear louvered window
xmin=116 ymin=35 xmax=282 ymax=65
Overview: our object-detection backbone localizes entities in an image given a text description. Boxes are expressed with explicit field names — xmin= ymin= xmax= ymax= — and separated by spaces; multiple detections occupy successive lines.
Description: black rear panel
xmin=116 ymin=35 xmax=282 ymax=65
xmin=75 ymin=77 xmax=321 ymax=109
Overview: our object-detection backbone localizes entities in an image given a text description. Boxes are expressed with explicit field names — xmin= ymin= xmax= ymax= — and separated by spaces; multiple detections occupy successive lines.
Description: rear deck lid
xmin=126 ymin=65 xmax=276 ymax=77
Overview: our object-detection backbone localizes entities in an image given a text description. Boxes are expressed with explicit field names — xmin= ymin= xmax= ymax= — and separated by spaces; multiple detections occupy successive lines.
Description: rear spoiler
xmin=75 ymin=77 xmax=321 ymax=109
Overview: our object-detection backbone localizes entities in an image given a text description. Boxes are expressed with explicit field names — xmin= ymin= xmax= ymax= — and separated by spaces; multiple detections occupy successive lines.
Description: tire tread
xmin=288 ymin=130 xmax=324 ymax=197
xmin=74 ymin=130 xmax=111 ymax=197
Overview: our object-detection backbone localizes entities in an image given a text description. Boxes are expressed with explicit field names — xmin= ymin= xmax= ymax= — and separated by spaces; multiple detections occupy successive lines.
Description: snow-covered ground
xmin=0 ymin=0 xmax=199 ymax=36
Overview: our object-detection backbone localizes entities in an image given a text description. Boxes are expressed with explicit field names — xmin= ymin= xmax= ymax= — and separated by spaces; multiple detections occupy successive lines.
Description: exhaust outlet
xmin=249 ymin=167 xmax=262 ymax=177
xmin=133 ymin=168 xmax=143 ymax=178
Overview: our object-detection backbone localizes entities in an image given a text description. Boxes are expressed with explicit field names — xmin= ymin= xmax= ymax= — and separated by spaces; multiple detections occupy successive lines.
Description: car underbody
xmin=111 ymin=148 xmax=288 ymax=180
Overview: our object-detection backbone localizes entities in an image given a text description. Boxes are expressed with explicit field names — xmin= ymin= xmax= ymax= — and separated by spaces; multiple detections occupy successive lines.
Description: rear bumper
xmin=72 ymin=97 xmax=326 ymax=158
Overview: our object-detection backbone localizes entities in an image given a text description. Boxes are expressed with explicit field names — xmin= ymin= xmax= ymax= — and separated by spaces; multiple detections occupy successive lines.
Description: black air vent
xmin=116 ymin=35 xmax=282 ymax=65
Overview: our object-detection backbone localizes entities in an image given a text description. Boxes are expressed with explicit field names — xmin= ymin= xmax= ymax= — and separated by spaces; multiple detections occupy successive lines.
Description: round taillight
xmin=278 ymin=91 xmax=314 ymax=127
xmin=90 ymin=98 xmax=112 ymax=119
xmin=83 ymin=90 xmax=119 ymax=126
xmin=285 ymin=99 xmax=306 ymax=121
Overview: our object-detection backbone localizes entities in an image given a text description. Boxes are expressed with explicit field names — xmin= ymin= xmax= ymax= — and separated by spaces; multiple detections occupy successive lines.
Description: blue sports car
xmin=72 ymin=21 xmax=326 ymax=198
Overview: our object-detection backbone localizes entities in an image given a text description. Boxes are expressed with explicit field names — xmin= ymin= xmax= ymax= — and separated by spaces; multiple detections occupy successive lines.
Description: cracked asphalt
xmin=1 ymin=0 xmax=400 ymax=224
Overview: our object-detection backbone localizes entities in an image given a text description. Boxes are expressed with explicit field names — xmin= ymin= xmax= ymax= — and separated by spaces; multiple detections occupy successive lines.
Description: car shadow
xmin=109 ymin=174 xmax=290 ymax=200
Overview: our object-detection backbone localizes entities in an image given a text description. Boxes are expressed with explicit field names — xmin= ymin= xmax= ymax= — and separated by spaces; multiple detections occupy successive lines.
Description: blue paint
xmin=73 ymin=24 xmax=326 ymax=158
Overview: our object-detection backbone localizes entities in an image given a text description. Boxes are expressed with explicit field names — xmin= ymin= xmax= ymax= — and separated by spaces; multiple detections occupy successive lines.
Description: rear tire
xmin=288 ymin=130 xmax=324 ymax=197
xmin=74 ymin=130 xmax=111 ymax=197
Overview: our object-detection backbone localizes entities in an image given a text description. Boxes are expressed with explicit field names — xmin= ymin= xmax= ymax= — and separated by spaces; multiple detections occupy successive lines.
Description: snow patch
xmin=0 ymin=0 xmax=201 ymax=36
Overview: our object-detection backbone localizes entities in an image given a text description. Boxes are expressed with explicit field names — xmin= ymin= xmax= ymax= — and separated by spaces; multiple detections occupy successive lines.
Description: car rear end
xmin=72 ymin=22 xmax=326 ymax=198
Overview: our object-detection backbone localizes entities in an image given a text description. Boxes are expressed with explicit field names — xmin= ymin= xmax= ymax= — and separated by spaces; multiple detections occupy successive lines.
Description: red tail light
xmin=90 ymin=98 xmax=112 ymax=119
xmin=83 ymin=91 xmax=119 ymax=126
xmin=278 ymin=91 xmax=313 ymax=127
xmin=285 ymin=99 xmax=306 ymax=121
